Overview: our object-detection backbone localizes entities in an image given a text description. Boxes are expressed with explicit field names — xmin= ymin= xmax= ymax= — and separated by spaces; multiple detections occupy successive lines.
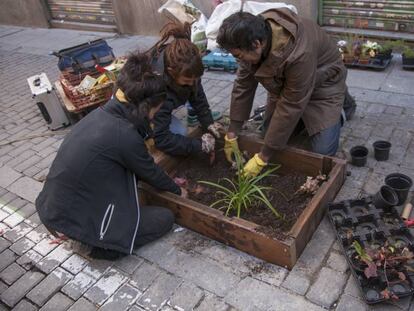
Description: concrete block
xmin=27 ymin=267 xmax=73 ymax=306
xmin=306 ymin=267 xmax=347 ymax=308
xmin=32 ymin=238 xmax=58 ymax=257
xmin=38 ymin=292 xmax=73 ymax=311
xmin=335 ymin=294 xmax=368 ymax=311
xmin=0 ymin=166 xmax=21 ymax=188
xmin=3 ymin=222 xmax=33 ymax=243
xmin=225 ymin=277 xmax=323 ymax=311
xmin=114 ymin=255 xmax=143 ymax=275
xmin=0 ymin=263 xmax=25 ymax=285
xmin=326 ymin=252 xmax=349 ymax=273
xmin=281 ymin=270 xmax=311 ymax=295
xmin=9 ymin=237 xmax=34 ymax=256
xmin=16 ymin=249 xmax=43 ymax=270
xmin=84 ymin=268 xmax=127 ymax=305
xmin=130 ymin=261 xmax=162 ymax=292
xmin=138 ymin=271 xmax=181 ymax=311
xmin=67 ymin=297 xmax=97 ymax=311
xmin=61 ymin=254 xmax=89 ymax=275
xmin=11 ymin=299 xmax=38 ymax=311
xmin=195 ymin=294 xmax=229 ymax=311
xmin=7 ymin=176 xmax=43 ymax=204
xmin=168 ymin=281 xmax=204 ymax=311
xmin=100 ymin=283 xmax=141 ymax=311
xmin=36 ymin=243 xmax=73 ymax=274
xmin=62 ymin=272 xmax=97 ymax=300
xmin=0 ymin=249 xmax=18 ymax=272
xmin=0 ymin=271 xmax=44 ymax=307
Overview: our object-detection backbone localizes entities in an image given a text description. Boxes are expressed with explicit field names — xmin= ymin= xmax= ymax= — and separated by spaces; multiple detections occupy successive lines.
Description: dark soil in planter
xmin=172 ymin=152 xmax=312 ymax=239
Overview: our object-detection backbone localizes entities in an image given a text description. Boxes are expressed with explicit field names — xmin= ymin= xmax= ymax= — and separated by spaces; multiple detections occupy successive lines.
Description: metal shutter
xmin=47 ymin=0 xmax=116 ymax=26
xmin=321 ymin=1 xmax=414 ymax=34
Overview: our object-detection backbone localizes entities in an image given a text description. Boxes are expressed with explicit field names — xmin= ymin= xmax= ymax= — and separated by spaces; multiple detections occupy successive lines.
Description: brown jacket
xmin=230 ymin=8 xmax=347 ymax=151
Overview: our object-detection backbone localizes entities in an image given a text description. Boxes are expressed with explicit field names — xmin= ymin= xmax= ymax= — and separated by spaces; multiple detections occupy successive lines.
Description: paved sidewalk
xmin=1 ymin=25 xmax=414 ymax=311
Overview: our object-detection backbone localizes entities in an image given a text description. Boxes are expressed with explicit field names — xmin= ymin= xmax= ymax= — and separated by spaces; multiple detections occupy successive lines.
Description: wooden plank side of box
xmin=139 ymin=186 xmax=296 ymax=268
xmin=289 ymin=158 xmax=347 ymax=258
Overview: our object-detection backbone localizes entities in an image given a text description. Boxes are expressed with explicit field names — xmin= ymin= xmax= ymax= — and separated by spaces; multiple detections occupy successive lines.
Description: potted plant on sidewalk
xmin=402 ymin=46 xmax=414 ymax=68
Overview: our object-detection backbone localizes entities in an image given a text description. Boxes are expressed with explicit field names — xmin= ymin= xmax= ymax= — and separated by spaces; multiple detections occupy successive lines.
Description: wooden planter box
xmin=141 ymin=134 xmax=347 ymax=269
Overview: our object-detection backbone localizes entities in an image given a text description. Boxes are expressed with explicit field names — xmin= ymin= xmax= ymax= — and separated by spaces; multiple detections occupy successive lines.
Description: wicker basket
xmin=60 ymin=69 xmax=114 ymax=110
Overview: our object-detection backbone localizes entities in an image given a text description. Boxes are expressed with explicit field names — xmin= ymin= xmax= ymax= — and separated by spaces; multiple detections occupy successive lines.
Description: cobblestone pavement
xmin=1 ymin=25 xmax=414 ymax=311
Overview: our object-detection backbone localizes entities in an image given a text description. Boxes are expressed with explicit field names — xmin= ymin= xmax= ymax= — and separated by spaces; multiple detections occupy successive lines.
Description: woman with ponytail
xmin=35 ymin=53 xmax=184 ymax=260
xmin=149 ymin=22 xmax=222 ymax=157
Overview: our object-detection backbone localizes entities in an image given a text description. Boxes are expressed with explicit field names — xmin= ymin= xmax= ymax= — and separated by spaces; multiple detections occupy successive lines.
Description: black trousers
xmin=89 ymin=205 xmax=174 ymax=260
xmin=134 ymin=205 xmax=175 ymax=247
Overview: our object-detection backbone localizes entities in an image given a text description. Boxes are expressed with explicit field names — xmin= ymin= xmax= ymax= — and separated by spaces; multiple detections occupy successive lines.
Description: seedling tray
xmin=328 ymin=197 xmax=414 ymax=304
xmin=344 ymin=56 xmax=392 ymax=71
xmin=139 ymin=132 xmax=346 ymax=269
xmin=402 ymin=64 xmax=414 ymax=70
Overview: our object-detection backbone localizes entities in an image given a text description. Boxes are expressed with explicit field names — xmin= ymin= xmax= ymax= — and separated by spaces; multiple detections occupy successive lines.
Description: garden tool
xmin=402 ymin=202 xmax=413 ymax=221
xmin=405 ymin=218 xmax=414 ymax=227
xmin=248 ymin=105 xmax=266 ymax=121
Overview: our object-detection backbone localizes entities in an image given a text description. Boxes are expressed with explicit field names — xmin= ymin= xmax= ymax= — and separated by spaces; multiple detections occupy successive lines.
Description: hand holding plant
xmin=199 ymin=148 xmax=284 ymax=219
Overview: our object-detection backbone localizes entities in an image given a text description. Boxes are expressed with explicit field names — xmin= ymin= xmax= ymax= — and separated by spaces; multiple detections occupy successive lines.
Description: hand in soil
xmin=207 ymin=122 xmax=223 ymax=138
xmin=191 ymin=184 xmax=207 ymax=195
xmin=201 ymin=133 xmax=215 ymax=153
xmin=209 ymin=151 xmax=216 ymax=165
xmin=174 ymin=177 xmax=188 ymax=188
xmin=180 ymin=187 xmax=188 ymax=198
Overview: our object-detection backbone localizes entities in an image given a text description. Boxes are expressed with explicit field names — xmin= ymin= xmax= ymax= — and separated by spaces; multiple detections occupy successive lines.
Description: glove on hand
xmin=201 ymin=133 xmax=215 ymax=153
xmin=207 ymin=122 xmax=223 ymax=138
xmin=242 ymin=153 xmax=267 ymax=178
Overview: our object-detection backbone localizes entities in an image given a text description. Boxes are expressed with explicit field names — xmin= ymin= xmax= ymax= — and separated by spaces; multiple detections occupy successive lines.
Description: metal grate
xmin=47 ymin=0 xmax=116 ymax=25
xmin=321 ymin=0 xmax=414 ymax=33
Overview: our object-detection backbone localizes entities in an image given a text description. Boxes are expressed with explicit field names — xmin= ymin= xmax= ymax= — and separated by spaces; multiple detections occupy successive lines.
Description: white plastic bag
xmin=158 ymin=0 xmax=201 ymax=24
xmin=191 ymin=14 xmax=208 ymax=52
xmin=206 ymin=0 xmax=298 ymax=50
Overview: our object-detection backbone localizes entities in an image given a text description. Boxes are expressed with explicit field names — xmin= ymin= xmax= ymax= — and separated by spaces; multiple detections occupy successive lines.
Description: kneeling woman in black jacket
xmin=35 ymin=53 xmax=184 ymax=259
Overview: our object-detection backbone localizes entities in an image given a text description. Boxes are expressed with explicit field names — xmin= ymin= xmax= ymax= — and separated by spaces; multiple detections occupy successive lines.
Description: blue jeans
xmin=169 ymin=115 xmax=187 ymax=136
xmin=262 ymin=116 xmax=342 ymax=156
xmin=310 ymin=119 xmax=342 ymax=156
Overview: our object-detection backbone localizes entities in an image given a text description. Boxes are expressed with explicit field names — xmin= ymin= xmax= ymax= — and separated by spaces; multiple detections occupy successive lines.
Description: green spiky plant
xmin=199 ymin=149 xmax=285 ymax=219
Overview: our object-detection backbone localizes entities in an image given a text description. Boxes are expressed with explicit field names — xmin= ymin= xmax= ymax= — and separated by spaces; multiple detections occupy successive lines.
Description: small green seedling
xmin=199 ymin=149 xmax=284 ymax=219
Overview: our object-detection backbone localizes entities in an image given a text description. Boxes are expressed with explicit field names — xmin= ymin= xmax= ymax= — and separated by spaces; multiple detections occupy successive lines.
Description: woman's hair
xmin=116 ymin=52 xmax=166 ymax=120
xmin=154 ymin=22 xmax=204 ymax=79
xmin=217 ymin=12 xmax=270 ymax=51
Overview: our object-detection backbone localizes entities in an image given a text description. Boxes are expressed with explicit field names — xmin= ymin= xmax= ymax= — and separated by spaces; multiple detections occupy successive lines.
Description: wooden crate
xmin=140 ymin=134 xmax=347 ymax=269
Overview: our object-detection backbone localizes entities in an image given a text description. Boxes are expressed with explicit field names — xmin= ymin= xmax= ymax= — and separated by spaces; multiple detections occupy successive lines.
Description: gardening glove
xmin=224 ymin=134 xmax=240 ymax=163
xmin=201 ymin=133 xmax=215 ymax=154
xmin=243 ymin=153 xmax=267 ymax=178
xmin=207 ymin=122 xmax=223 ymax=139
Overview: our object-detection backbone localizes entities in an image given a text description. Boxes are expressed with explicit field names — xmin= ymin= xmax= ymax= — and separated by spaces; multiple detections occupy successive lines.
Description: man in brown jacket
xmin=217 ymin=9 xmax=347 ymax=177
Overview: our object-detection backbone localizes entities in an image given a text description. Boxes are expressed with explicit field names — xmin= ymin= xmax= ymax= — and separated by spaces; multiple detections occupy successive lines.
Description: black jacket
xmin=35 ymin=98 xmax=180 ymax=254
xmin=149 ymin=47 xmax=214 ymax=156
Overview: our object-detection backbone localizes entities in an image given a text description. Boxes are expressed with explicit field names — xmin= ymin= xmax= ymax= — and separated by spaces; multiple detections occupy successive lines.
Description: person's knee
xmin=149 ymin=206 xmax=174 ymax=234
xmin=311 ymin=123 xmax=341 ymax=156
xmin=312 ymin=140 xmax=339 ymax=156
xmin=162 ymin=208 xmax=175 ymax=232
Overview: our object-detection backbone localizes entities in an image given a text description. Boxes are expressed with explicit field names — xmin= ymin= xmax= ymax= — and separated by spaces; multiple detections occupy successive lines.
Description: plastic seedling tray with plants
xmin=328 ymin=197 xmax=414 ymax=303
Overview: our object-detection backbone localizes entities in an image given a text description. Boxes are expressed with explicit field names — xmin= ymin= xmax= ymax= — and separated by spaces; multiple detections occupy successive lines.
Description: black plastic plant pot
xmin=373 ymin=141 xmax=391 ymax=161
xmin=372 ymin=185 xmax=399 ymax=209
xmin=350 ymin=146 xmax=368 ymax=167
xmin=385 ymin=173 xmax=413 ymax=205
xmin=402 ymin=54 xmax=414 ymax=66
